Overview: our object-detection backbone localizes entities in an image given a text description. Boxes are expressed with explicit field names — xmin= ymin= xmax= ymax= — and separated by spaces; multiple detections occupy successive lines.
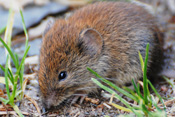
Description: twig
xmin=152 ymin=98 xmax=175 ymax=109
xmin=73 ymin=111 xmax=80 ymax=117
xmin=0 ymin=111 xmax=29 ymax=115
xmin=24 ymin=94 xmax=41 ymax=115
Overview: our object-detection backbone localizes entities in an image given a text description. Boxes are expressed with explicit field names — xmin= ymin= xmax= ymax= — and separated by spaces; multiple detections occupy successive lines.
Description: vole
xmin=38 ymin=1 xmax=163 ymax=109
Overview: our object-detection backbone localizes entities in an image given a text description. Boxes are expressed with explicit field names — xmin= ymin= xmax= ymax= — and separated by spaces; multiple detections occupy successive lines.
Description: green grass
xmin=0 ymin=9 xmax=30 ymax=117
xmin=88 ymin=43 xmax=166 ymax=117
xmin=0 ymin=26 xmax=6 ymax=35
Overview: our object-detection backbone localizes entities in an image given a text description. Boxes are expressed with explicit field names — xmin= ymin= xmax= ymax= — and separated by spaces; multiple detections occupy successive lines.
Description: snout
xmin=42 ymin=93 xmax=59 ymax=109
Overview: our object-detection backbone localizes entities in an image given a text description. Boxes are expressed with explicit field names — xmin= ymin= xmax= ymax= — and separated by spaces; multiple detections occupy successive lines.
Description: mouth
xmin=43 ymin=92 xmax=88 ymax=111
xmin=42 ymin=87 xmax=88 ymax=110
xmin=42 ymin=95 xmax=74 ymax=112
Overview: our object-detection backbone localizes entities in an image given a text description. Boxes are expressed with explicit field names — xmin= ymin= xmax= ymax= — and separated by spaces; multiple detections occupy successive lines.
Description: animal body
xmin=38 ymin=1 xmax=163 ymax=108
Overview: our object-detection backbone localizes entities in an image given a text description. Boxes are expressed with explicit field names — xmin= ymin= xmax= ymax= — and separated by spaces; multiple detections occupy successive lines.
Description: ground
xmin=0 ymin=0 xmax=175 ymax=116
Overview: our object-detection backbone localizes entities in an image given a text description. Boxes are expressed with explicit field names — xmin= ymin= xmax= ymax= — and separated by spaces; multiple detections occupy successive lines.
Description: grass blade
xmin=110 ymin=103 xmax=132 ymax=112
xmin=143 ymin=44 xmax=149 ymax=104
xmin=15 ymin=90 xmax=22 ymax=98
xmin=0 ymin=65 xmax=14 ymax=84
xmin=0 ymin=37 xmax=17 ymax=68
xmin=7 ymin=68 xmax=14 ymax=84
xmin=18 ymin=46 xmax=30 ymax=73
xmin=138 ymin=51 xmax=144 ymax=71
xmin=163 ymin=76 xmax=174 ymax=88
xmin=88 ymin=68 xmax=137 ymax=101
xmin=19 ymin=10 xmax=29 ymax=92
xmin=19 ymin=65 xmax=24 ymax=89
xmin=15 ymin=53 xmax=19 ymax=68
xmin=122 ymin=86 xmax=140 ymax=102
xmin=0 ymin=26 xmax=6 ymax=35
xmin=148 ymin=80 xmax=166 ymax=116
xmin=131 ymin=79 xmax=143 ymax=99
xmin=141 ymin=104 xmax=149 ymax=116
xmin=5 ymin=55 xmax=11 ymax=99
xmin=20 ymin=10 xmax=28 ymax=49
xmin=150 ymin=95 xmax=161 ymax=111
xmin=11 ymin=46 xmax=30 ymax=100
xmin=91 ymin=78 xmax=140 ymax=115
xmin=13 ymin=105 xmax=24 ymax=117
xmin=0 ymin=97 xmax=9 ymax=104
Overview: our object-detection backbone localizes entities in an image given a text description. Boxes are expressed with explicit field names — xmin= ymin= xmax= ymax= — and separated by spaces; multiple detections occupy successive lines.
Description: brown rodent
xmin=38 ymin=2 xmax=163 ymax=108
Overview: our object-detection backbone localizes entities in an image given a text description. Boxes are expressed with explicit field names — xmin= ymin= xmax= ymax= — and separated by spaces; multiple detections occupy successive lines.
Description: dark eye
xmin=58 ymin=71 xmax=67 ymax=81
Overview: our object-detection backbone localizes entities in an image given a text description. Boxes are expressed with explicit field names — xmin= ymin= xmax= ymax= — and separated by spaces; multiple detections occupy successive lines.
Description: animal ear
xmin=78 ymin=28 xmax=103 ymax=56
xmin=43 ymin=19 xmax=55 ymax=37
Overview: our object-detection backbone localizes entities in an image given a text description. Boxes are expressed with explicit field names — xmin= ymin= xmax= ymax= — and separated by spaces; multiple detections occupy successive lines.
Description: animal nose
xmin=42 ymin=94 xmax=58 ymax=109
xmin=42 ymin=99 xmax=52 ymax=109
xmin=42 ymin=101 xmax=55 ymax=112
xmin=43 ymin=99 xmax=56 ymax=109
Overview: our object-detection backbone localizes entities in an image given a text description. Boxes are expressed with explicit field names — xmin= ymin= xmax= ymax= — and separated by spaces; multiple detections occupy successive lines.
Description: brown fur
xmin=38 ymin=2 xmax=163 ymax=108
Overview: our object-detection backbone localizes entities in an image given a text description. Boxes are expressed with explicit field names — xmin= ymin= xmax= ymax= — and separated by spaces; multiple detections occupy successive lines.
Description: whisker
xmin=74 ymin=88 xmax=100 ymax=97
xmin=71 ymin=94 xmax=87 ymax=96
xmin=89 ymin=90 xmax=101 ymax=97
xmin=75 ymin=86 xmax=98 ymax=91
xmin=69 ymin=77 xmax=122 ymax=85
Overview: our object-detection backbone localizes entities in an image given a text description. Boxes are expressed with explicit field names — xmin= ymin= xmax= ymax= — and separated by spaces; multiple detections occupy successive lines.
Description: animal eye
xmin=58 ymin=71 xmax=67 ymax=81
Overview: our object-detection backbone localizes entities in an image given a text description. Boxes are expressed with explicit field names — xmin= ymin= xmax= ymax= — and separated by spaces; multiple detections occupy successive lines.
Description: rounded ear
xmin=78 ymin=28 xmax=103 ymax=56
xmin=43 ymin=19 xmax=55 ymax=37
